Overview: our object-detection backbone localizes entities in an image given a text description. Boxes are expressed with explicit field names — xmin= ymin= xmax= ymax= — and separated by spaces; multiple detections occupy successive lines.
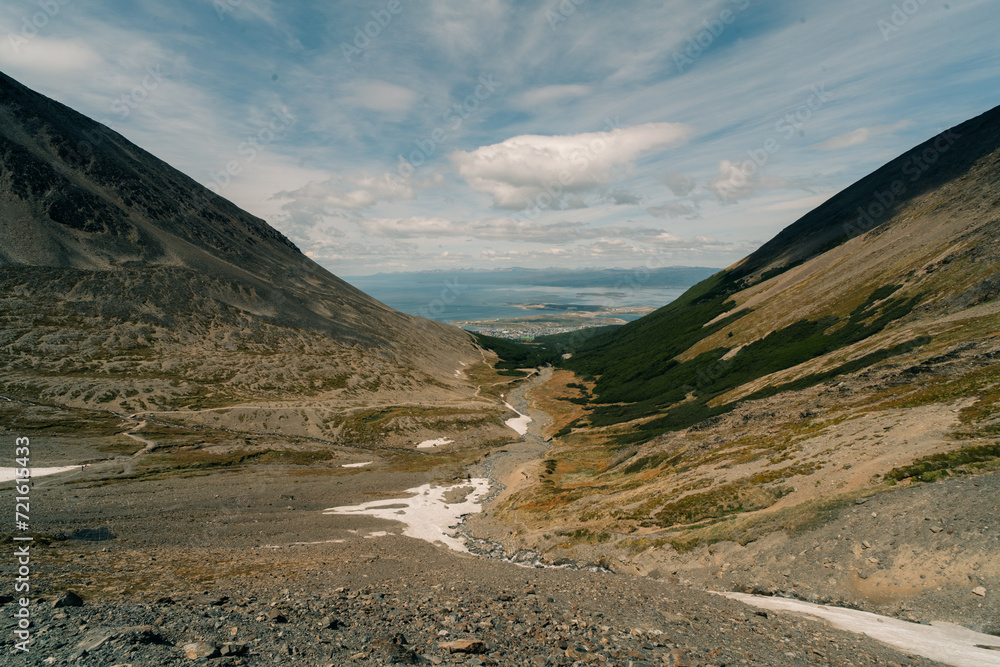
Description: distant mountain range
xmin=347 ymin=267 xmax=720 ymax=289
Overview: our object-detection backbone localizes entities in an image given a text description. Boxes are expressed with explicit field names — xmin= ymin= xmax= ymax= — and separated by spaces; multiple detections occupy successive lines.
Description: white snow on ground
xmin=721 ymin=592 xmax=1000 ymax=667
xmin=504 ymin=402 xmax=532 ymax=435
xmin=417 ymin=438 xmax=453 ymax=449
xmin=341 ymin=461 xmax=373 ymax=468
xmin=0 ymin=467 xmax=79 ymax=483
xmin=323 ymin=478 xmax=492 ymax=552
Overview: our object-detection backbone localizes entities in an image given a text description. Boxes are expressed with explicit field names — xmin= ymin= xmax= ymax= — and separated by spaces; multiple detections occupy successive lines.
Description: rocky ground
xmin=4 ymin=514 xmax=951 ymax=667
xmin=0 ymin=432 xmax=958 ymax=666
xmin=2 ymin=363 xmax=996 ymax=666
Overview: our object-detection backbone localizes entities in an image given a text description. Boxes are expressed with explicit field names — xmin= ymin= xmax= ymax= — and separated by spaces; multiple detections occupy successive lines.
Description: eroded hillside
xmin=0 ymin=70 xmax=514 ymax=469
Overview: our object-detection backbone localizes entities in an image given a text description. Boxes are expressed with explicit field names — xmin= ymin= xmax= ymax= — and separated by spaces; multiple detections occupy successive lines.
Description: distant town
xmin=460 ymin=323 xmax=616 ymax=341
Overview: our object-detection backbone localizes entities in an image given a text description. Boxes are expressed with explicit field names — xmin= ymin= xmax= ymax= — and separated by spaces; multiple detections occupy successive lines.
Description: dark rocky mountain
xmin=0 ymin=70 xmax=503 ymax=445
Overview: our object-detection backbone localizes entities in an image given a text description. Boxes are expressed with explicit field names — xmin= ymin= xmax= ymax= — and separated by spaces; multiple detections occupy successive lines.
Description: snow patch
xmin=504 ymin=402 xmax=531 ymax=436
xmin=323 ymin=478 xmax=492 ymax=552
xmin=721 ymin=592 xmax=1000 ymax=667
xmin=341 ymin=461 xmax=373 ymax=468
xmin=0 ymin=467 xmax=79 ymax=483
xmin=417 ymin=438 xmax=453 ymax=449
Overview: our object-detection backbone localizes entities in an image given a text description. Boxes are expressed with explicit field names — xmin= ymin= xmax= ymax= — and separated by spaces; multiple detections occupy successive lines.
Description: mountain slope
xmin=479 ymin=104 xmax=1000 ymax=621
xmin=0 ymin=70 xmax=509 ymax=449
xmin=563 ymin=104 xmax=1000 ymax=441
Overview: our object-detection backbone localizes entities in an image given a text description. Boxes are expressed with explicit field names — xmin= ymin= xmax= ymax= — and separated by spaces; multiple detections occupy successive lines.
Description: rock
xmin=266 ymin=608 xmax=288 ymax=623
xmin=973 ymin=586 xmax=987 ymax=597
xmin=76 ymin=630 xmax=114 ymax=654
xmin=53 ymin=591 xmax=84 ymax=608
xmin=319 ymin=615 xmax=341 ymax=630
xmin=664 ymin=648 xmax=691 ymax=666
xmin=219 ymin=642 xmax=246 ymax=657
xmin=385 ymin=643 xmax=420 ymax=664
xmin=117 ymin=625 xmax=163 ymax=645
xmin=192 ymin=593 xmax=228 ymax=606
xmin=439 ymin=639 xmax=486 ymax=654
xmin=183 ymin=641 xmax=219 ymax=660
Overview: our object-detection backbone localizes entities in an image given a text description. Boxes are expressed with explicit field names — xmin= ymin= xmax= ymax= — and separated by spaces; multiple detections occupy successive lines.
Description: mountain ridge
xmin=468 ymin=103 xmax=1000 ymax=628
xmin=0 ymin=69 xmax=513 ymax=450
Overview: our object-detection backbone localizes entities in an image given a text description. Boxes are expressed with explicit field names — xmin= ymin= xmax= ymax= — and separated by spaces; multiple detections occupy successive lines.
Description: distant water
xmin=343 ymin=279 xmax=688 ymax=324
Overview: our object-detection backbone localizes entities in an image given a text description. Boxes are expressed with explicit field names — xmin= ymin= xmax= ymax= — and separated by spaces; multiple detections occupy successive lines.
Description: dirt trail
xmin=121 ymin=420 xmax=157 ymax=455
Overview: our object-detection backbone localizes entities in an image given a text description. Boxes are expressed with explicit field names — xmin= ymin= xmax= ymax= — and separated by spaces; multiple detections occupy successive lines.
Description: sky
xmin=1 ymin=0 xmax=998 ymax=276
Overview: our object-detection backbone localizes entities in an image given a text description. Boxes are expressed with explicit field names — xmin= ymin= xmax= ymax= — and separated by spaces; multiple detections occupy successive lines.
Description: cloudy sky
xmin=2 ymin=0 xmax=998 ymax=275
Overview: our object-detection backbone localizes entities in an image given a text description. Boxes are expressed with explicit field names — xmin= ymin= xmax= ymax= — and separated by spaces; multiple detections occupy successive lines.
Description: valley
xmin=2 ymin=62 xmax=1000 ymax=666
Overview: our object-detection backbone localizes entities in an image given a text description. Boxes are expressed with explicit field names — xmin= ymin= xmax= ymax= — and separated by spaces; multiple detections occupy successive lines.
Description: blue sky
xmin=2 ymin=0 xmax=998 ymax=275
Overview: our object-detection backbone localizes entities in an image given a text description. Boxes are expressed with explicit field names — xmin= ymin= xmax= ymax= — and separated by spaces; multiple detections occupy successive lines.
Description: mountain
xmin=563 ymin=103 xmax=1000 ymax=440
xmin=478 ymin=104 xmax=1000 ymax=623
xmin=346 ymin=266 xmax=720 ymax=289
xmin=0 ymin=70 xmax=508 ymax=448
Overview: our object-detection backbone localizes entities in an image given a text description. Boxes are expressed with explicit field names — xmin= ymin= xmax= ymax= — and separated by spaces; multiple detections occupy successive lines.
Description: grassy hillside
xmin=482 ymin=103 xmax=1000 ymax=573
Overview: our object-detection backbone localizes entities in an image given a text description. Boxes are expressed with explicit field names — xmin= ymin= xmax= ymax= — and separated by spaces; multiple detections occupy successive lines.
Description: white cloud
xmin=709 ymin=159 xmax=791 ymax=204
xmin=647 ymin=202 xmax=698 ymax=219
xmin=349 ymin=80 xmax=419 ymax=113
xmin=608 ymin=189 xmax=642 ymax=206
xmin=450 ymin=122 xmax=693 ymax=209
xmin=662 ymin=171 xmax=696 ymax=197
xmin=273 ymin=171 xmax=415 ymax=212
xmin=813 ymin=120 xmax=913 ymax=151
xmin=0 ymin=37 xmax=103 ymax=74
xmin=475 ymin=235 xmax=741 ymax=264
xmin=512 ymin=84 xmax=590 ymax=109
xmin=358 ymin=216 xmax=669 ymax=243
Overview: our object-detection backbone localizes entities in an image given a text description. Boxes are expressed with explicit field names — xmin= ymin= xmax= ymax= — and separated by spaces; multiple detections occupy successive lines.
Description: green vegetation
xmin=618 ymin=451 xmax=683 ymax=475
xmin=662 ymin=491 xmax=865 ymax=553
xmin=885 ymin=443 xmax=1000 ymax=483
xmin=653 ymin=481 xmax=793 ymax=529
xmin=564 ymin=283 xmax=925 ymax=444
xmin=472 ymin=333 xmax=560 ymax=370
xmin=88 ymin=448 xmax=334 ymax=484
xmin=533 ymin=325 xmax=621 ymax=351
